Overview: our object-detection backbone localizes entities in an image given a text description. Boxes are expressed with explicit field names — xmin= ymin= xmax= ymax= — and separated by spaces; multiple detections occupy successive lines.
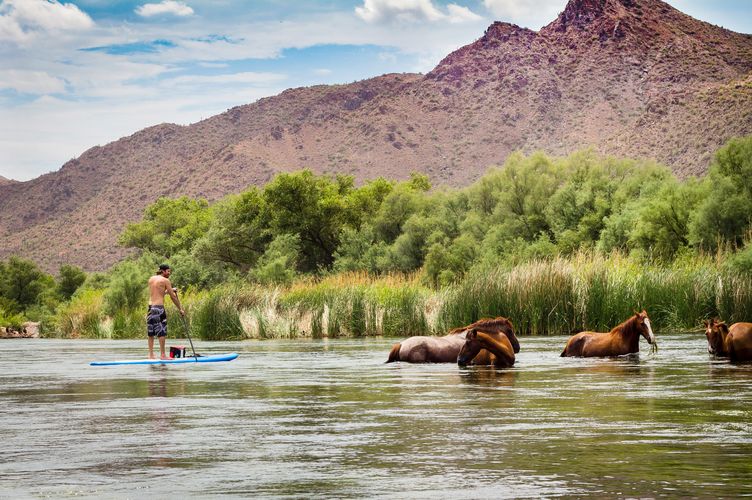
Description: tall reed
xmin=438 ymin=252 xmax=752 ymax=335
xmin=55 ymin=289 xmax=105 ymax=338
xmin=48 ymin=253 xmax=752 ymax=339
xmin=191 ymin=286 xmax=245 ymax=340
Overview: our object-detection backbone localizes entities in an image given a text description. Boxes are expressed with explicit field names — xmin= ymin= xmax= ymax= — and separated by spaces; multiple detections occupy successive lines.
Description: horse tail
xmin=561 ymin=335 xmax=585 ymax=357
xmin=386 ymin=343 xmax=401 ymax=363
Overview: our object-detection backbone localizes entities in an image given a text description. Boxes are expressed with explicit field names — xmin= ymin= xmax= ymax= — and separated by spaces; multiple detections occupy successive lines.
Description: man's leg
xmin=148 ymin=336 xmax=155 ymax=359
xmin=159 ymin=336 xmax=167 ymax=359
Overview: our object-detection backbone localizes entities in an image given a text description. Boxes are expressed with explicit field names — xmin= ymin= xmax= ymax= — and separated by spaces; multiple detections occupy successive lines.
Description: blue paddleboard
xmin=90 ymin=352 xmax=239 ymax=366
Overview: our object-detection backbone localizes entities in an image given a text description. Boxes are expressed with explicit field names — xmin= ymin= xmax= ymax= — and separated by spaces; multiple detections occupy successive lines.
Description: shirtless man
xmin=147 ymin=264 xmax=185 ymax=359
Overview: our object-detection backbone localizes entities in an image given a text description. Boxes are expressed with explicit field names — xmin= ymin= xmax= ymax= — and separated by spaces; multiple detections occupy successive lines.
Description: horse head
xmin=635 ymin=310 xmax=656 ymax=346
xmin=457 ymin=327 xmax=516 ymax=368
xmin=704 ymin=318 xmax=728 ymax=355
xmin=457 ymin=329 xmax=484 ymax=367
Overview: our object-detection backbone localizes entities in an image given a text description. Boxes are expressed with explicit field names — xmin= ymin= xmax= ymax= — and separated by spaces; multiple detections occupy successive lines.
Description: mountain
xmin=0 ymin=175 xmax=19 ymax=186
xmin=1 ymin=0 xmax=751 ymax=272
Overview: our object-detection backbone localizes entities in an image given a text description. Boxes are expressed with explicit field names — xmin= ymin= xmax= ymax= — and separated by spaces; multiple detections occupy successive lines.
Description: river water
xmin=2 ymin=333 xmax=751 ymax=498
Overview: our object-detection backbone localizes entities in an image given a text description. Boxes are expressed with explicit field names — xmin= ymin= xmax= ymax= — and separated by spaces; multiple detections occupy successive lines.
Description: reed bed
xmin=48 ymin=255 xmax=752 ymax=339
xmin=438 ymin=253 xmax=752 ymax=335
xmin=277 ymin=273 xmax=432 ymax=338
xmin=54 ymin=289 xmax=105 ymax=339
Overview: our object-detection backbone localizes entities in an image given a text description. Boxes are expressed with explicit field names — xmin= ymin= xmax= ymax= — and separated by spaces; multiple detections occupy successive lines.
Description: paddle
xmin=176 ymin=289 xmax=200 ymax=359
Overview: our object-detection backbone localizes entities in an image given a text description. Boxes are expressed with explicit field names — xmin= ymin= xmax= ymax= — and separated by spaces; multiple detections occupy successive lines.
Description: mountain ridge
xmin=1 ymin=0 xmax=751 ymax=272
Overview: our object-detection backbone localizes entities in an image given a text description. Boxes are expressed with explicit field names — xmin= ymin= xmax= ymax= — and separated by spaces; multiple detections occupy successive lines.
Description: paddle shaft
xmin=176 ymin=290 xmax=198 ymax=359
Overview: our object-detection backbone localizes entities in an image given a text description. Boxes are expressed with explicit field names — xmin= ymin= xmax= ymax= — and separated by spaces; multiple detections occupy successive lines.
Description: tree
xmin=119 ymin=196 xmax=211 ymax=257
xmin=629 ymin=179 xmax=707 ymax=260
xmin=372 ymin=180 xmax=429 ymax=243
xmin=333 ymin=225 xmax=389 ymax=274
xmin=261 ymin=171 xmax=355 ymax=272
xmin=489 ymin=152 xmax=563 ymax=244
xmin=0 ymin=257 xmax=51 ymax=310
xmin=249 ymin=234 xmax=301 ymax=285
xmin=545 ymin=162 xmax=613 ymax=253
xmin=193 ymin=189 xmax=271 ymax=273
xmin=58 ymin=265 xmax=87 ymax=300
xmin=103 ymin=261 xmax=149 ymax=315
xmin=689 ymin=136 xmax=752 ymax=250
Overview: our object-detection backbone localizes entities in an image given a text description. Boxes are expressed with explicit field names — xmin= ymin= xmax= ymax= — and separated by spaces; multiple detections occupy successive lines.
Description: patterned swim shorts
xmin=146 ymin=305 xmax=167 ymax=338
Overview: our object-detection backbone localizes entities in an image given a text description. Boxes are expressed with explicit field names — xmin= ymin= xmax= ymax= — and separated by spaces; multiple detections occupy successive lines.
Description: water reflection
xmin=458 ymin=366 xmax=518 ymax=387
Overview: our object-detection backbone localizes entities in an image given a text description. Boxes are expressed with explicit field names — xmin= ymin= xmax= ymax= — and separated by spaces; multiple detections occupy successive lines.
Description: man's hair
xmin=158 ymin=264 xmax=171 ymax=274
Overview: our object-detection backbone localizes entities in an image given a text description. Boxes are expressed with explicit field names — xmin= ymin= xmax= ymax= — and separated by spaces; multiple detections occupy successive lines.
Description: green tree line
xmin=119 ymin=135 xmax=752 ymax=286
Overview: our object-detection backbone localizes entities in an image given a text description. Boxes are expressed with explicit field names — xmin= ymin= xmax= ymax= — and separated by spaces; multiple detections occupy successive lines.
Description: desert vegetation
xmin=2 ymin=136 xmax=751 ymax=339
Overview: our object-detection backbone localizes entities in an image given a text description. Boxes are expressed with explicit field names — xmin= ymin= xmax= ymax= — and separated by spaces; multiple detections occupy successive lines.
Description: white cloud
xmin=0 ymin=6 xmax=491 ymax=181
xmin=0 ymin=69 xmax=66 ymax=94
xmin=482 ymin=0 xmax=565 ymax=29
xmin=136 ymin=1 xmax=194 ymax=18
xmin=0 ymin=82 xmax=288 ymax=181
xmin=0 ymin=0 xmax=93 ymax=43
xmin=446 ymin=4 xmax=483 ymax=23
xmin=313 ymin=68 xmax=332 ymax=76
xmin=164 ymin=71 xmax=287 ymax=87
xmin=355 ymin=0 xmax=481 ymax=24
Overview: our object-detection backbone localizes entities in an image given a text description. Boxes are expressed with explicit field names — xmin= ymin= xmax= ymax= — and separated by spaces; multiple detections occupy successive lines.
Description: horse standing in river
xmin=457 ymin=328 xmax=516 ymax=368
xmin=561 ymin=310 xmax=656 ymax=357
xmin=386 ymin=317 xmax=518 ymax=363
xmin=704 ymin=318 xmax=752 ymax=362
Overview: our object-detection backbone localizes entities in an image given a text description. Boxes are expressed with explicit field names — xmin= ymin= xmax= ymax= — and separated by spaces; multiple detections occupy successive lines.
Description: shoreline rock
xmin=0 ymin=322 xmax=40 ymax=339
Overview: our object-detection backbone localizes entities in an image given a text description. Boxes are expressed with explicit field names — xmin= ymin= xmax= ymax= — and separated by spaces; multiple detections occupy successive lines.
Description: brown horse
xmin=561 ymin=310 xmax=657 ymax=357
xmin=704 ymin=319 xmax=752 ymax=362
xmin=457 ymin=328 xmax=516 ymax=368
xmin=386 ymin=317 xmax=519 ymax=363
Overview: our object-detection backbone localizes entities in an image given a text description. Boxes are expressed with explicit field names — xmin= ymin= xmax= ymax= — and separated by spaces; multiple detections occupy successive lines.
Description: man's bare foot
xmin=160 ymin=355 xmax=170 ymax=360
xmin=149 ymin=354 xmax=156 ymax=359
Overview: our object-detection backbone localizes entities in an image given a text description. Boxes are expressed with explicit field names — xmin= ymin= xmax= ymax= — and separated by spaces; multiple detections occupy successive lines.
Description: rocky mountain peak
xmin=546 ymin=0 xmax=668 ymax=36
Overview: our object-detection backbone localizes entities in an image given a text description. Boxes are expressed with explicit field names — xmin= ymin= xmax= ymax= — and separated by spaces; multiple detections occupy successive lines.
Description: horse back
xmin=727 ymin=323 xmax=752 ymax=362
xmin=397 ymin=334 xmax=465 ymax=363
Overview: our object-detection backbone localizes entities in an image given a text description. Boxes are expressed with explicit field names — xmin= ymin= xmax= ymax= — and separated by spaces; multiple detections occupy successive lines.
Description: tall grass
xmin=48 ymin=254 xmax=752 ymax=339
xmin=55 ymin=289 xmax=105 ymax=338
xmin=278 ymin=273 xmax=432 ymax=338
xmin=438 ymin=252 xmax=752 ymax=335
xmin=190 ymin=287 xmax=245 ymax=340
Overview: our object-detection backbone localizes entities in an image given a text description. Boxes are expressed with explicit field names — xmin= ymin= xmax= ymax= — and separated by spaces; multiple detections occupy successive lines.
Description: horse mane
xmin=448 ymin=317 xmax=513 ymax=335
xmin=611 ymin=314 xmax=640 ymax=336
xmin=718 ymin=321 xmax=729 ymax=335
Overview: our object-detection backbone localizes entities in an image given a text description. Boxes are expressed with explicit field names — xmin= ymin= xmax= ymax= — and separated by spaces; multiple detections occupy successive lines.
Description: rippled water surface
xmin=3 ymin=333 xmax=752 ymax=498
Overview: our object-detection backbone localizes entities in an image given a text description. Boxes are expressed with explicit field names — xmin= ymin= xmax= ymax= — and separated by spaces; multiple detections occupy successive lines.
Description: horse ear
xmin=468 ymin=328 xmax=477 ymax=339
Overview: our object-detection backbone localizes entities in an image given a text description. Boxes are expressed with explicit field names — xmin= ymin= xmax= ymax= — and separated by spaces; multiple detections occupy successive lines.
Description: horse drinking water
xmin=457 ymin=328 xmax=516 ymax=368
xmin=561 ymin=310 xmax=657 ymax=357
xmin=704 ymin=318 xmax=752 ymax=362
xmin=386 ymin=317 xmax=518 ymax=364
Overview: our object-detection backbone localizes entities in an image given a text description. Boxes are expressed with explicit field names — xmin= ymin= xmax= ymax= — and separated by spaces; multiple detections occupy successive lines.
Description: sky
xmin=1 ymin=0 xmax=750 ymax=182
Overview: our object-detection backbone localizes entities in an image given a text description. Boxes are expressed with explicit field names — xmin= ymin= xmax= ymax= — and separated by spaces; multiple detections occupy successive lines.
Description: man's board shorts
xmin=147 ymin=305 xmax=167 ymax=338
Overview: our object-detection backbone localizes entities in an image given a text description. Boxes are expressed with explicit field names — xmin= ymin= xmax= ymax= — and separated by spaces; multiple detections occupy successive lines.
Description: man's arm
xmin=164 ymin=279 xmax=185 ymax=316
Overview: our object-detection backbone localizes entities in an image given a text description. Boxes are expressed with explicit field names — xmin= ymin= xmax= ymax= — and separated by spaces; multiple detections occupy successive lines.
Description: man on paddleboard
xmin=147 ymin=264 xmax=185 ymax=359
